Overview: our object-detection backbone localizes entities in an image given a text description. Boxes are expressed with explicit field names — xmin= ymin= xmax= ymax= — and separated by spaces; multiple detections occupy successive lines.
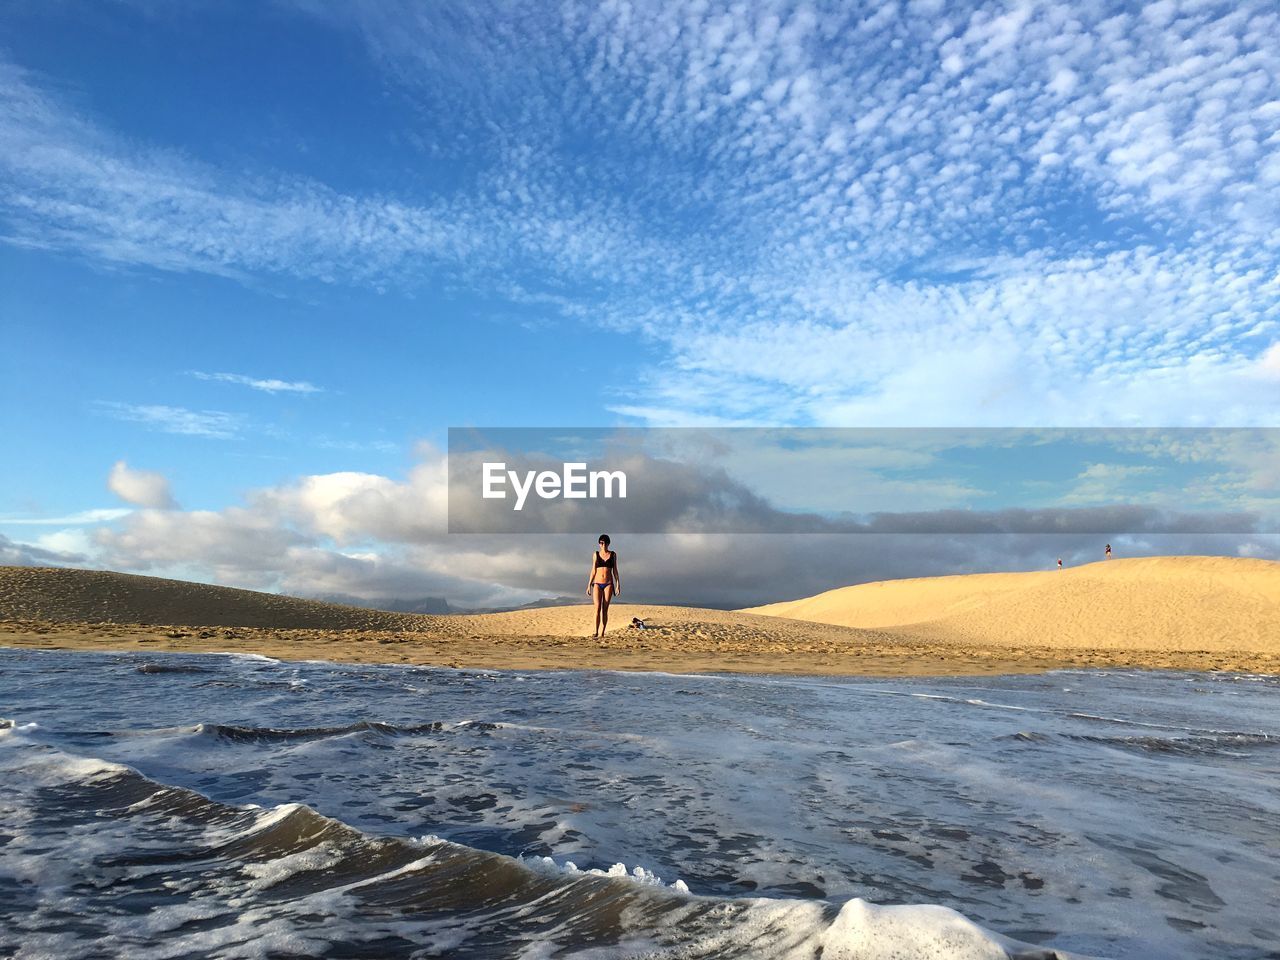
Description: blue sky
xmin=2 ymin=0 xmax=1278 ymax=605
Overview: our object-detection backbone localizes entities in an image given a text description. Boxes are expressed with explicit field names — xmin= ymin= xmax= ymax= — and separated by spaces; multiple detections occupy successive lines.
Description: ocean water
xmin=1 ymin=650 xmax=1277 ymax=959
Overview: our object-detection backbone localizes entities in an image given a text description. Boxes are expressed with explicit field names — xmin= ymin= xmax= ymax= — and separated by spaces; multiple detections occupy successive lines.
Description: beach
xmin=3 ymin=556 xmax=1278 ymax=676
xmin=5 ymin=556 xmax=1280 ymax=958
xmin=11 ymin=3 xmax=1279 ymax=955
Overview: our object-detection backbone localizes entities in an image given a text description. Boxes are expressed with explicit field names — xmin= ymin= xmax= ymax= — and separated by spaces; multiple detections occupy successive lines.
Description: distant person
xmin=1057 ymin=558 xmax=1062 ymax=569
xmin=1105 ymin=543 xmax=1112 ymax=559
xmin=587 ymin=534 xmax=620 ymax=638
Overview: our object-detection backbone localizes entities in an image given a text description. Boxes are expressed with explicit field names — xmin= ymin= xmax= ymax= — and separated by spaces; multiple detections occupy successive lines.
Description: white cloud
xmin=0 ymin=59 xmax=478 ymax=283
xmin=191 ymin=371 xmax=323 ymax=394
xmin=0 ymin=508 xmax=132 ymax=525
xmin=246 ymin=459 xmax=448 ymax=545
xmin=0 ymin=55 xmax=663 ymax=294
xmin=1059 ymin=462 xmax=1159 ymax=506
xmin=95 ymin=402 xmax=240 ymax=439
xmin=308 ymin=0 xmax=1280 ymax=427
xmin=611 ymin=247 xmax=1280 ymax=427
xmin=1047 ymin=68 xmax=1078 ymax=97
xmin=33 ymin=528 xmax=95 ymax=557
xmin=0 ymin=532 xmax=88 ymax=566
xmin=5 ymin=2 xmax=1280 ymax=429
xmin=1257 ymin=343 xmax=1280 ymax=379
xmin=316 ymin=437 xmax=400 ymax=454
xmin=108 ymin=460 xmax=178 ymax=509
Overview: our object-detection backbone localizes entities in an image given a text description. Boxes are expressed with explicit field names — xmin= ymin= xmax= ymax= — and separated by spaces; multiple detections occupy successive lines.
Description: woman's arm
xmin=587 ymin=556 xmax=596 ymax=595
xmin=612 ymin=554 xmax=621 ymax=595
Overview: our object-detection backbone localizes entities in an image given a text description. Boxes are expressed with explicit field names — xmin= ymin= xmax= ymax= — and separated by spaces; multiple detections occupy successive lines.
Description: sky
xmin=2 ymin=0 xmax=1278 ymax=608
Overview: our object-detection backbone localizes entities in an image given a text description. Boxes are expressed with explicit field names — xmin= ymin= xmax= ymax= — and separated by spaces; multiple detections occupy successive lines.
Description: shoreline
xmin=4 ymin=618 xmax=1275 ymax=677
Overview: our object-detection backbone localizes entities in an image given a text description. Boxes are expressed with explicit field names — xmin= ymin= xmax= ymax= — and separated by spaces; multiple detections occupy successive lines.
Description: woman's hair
xmin=597 ymin=534 xmax=611 ymax=546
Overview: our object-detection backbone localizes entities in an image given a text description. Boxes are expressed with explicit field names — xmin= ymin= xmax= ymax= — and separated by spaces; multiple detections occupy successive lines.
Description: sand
xmin=745 ymin=556 xmax=1280 ymax=652
xmin=2 ymin=557 xmax=1277 ymax=676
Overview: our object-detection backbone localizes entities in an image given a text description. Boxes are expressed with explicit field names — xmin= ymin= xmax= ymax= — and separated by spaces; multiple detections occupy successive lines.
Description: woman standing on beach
xmin=587 ymin=534 xmax=621 ymax=638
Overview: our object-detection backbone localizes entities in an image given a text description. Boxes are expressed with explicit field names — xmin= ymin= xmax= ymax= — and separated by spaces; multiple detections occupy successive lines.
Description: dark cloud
xmin=476 ymin=532 xmax=1280 ymax=609
xmin=448 ymin=445 xmax=1272 ymax=535
xmin=84 ymin=448 xmax=1280 ymax=610
xmin=0 ymin=533 xmax=87 ymax=567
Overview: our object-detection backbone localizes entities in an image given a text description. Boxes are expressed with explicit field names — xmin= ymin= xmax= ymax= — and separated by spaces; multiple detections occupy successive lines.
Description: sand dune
xmin=2 ymin=558 xmax=1277 ymax=675
xmin=0 ymin=567 xmax=830 ymax=639
xmin=0 ymin=566 xmax=423 ymax=630
xmin=745 ymin=556 xmax=1280 ymax=653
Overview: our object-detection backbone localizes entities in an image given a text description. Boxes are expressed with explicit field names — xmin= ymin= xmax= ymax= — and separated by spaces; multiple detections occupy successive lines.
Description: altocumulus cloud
xmin=305 ymin=0 xmax=1280 ymax=426
xmin=3 ymin=1 xmax=1279 ymax=427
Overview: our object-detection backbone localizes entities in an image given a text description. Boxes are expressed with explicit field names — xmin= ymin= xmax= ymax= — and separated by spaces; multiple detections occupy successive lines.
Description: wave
xmin=136 ymin=662 xmax=212 ymax=674
xmin=22 ymin=718 xmax=476 ymax=745
xmin=1065 ymin=731 xmax=1277 ymax=758
xmin=192 ymin=719 xmax=453 ymax=743
xmin=996 ymin=727 xmax=1275 ymax=758
xmin=0 ymin=728 xmax=1087 ymax=959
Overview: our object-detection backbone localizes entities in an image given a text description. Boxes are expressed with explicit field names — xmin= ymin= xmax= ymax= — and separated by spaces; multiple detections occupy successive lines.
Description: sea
xmin=1 ymin=649 xmax=1276 ymax=959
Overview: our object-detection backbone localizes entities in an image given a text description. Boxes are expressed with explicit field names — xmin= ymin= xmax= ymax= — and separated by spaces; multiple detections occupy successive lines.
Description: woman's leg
xmin=592 ymin=585 xmax=604 ymax=637
xmin=599 ymin=584 xmax=613 ymax=635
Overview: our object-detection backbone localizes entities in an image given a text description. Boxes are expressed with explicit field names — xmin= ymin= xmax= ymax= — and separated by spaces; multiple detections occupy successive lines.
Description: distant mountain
xmin=309 ymin=592 xmax=593 ymax=615
xmin=308 ymin=593 xmax=453 ymax=615
xmin=455 ymin=595 xmax=591 ymax=614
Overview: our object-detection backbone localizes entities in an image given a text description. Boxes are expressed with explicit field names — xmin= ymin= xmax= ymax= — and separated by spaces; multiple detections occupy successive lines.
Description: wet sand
xmin=3 ymin=612 xmax=1275 ymax=676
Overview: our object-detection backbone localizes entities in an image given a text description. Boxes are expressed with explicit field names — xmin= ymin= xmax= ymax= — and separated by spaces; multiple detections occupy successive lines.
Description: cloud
xmin=612 ymin=246 xmax=1280 ymax=427
xmin=8 ymin=3 xmax=1280 ymax=607
xmin=31 ymin=528 xmax=95 ymax=558
xmin=297 ymin=0 xmax=1280 ymax=427
xmin=247 ymin=462 xmax=448 ymax=545
xmin=108 ymin=460 xmax=178 ymax=509
xmin=0 ymin=532 xmax=87 ymax=566
xmin=94 ymin=402 xmax=240 ymax=439
xmin=0 ymin=508 xmax=133 ymax=525
xmin=0 ymin=55 xmax=657 ymax=293
xmin=446 ymin=439 xmax=1269 ymax=535
xmin=190 ymin=371 xmax=323 ymax=394
xmin=315 ymin=437 xmax=400 ymax=454
xmin=5 ymin=2 xmax=1280 ymax=428
xmin=1058 ymin=462 xmax=1158 ymax=506
xmin=0 ymin=58 xmax=461 ymax=281
xmin=1257 ymin=343 xmax=1280 ymax=380
xmin=76 ymin=444 xmax=1278 ymax=608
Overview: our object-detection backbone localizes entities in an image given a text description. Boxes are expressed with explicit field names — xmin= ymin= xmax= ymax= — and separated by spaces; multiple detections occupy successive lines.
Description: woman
xmin=586 ymin=534 xmax=621 ymax=638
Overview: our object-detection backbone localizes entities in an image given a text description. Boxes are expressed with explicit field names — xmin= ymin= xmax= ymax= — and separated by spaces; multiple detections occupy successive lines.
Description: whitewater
xmin=1 ymin=649 xmax=1276 ymax=958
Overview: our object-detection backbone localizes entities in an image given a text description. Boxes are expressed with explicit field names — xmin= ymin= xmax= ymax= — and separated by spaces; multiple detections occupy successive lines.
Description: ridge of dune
xmin=743 ymin=556 xmax=1280 ymax=653
xmin=0 ymin=566 xmax=427 ymax=630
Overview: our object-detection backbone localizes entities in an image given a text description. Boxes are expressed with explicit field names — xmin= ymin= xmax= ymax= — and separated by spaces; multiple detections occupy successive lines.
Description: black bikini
xmin=592 ymin=551 xmax=615 ymax=591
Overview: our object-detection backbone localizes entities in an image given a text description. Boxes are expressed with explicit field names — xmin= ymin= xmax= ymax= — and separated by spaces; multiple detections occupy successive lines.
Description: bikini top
xmin=593 ymin=551 xmax=616 ymax=570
